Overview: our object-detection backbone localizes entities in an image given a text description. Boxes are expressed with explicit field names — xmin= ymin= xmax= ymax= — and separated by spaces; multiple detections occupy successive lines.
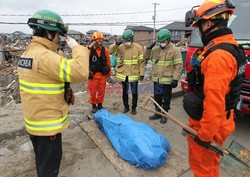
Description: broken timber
xmin=78 ymin=120 xmax=189 ymax=177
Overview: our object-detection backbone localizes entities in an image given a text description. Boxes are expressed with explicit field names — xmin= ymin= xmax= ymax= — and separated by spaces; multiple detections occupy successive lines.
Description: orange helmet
xmin=92 ymin=31 xmax=103 ymax=41
xmin=185 ymin=0 xmax=235 ymax=27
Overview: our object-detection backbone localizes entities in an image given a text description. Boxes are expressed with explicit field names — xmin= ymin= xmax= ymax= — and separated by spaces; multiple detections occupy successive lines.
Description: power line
xmin=0 ymin=6 xmax=191 ymax=17
xmin=0 ymin=20 xmax=183 ymax=26
xmin=0 ymin=22 xmax=26 ymax=25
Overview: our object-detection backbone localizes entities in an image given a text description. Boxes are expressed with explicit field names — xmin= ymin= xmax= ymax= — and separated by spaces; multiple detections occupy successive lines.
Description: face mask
xmin=160 ymin=43 xmax=167 ymax=48
xmin=124 ymin=42 xmax=132 ymax=46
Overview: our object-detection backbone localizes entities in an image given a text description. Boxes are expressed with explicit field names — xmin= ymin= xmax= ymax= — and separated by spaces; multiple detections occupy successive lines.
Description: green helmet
xmin=122 ymin=29 xmax=134 ymax=41
xmin=157 ymin=29 xmax=171 ymax=43
xmin=28 ymin=10 xmax=68 ymax=36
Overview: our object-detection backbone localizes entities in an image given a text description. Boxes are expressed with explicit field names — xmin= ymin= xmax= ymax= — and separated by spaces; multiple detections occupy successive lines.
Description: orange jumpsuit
xmin=87 ymin=47 xmax=111 ymax=104
xmin=188 ymin=34 xmax=238 ymax=177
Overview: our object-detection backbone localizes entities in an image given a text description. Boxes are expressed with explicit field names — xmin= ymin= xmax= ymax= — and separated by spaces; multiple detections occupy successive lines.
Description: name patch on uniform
xmin=18 ymin=58 xmax=33 ymax=69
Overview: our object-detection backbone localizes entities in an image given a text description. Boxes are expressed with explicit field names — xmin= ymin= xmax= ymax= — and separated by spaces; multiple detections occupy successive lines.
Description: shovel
xmin=140 ymin=95 xmax=250 ymax=175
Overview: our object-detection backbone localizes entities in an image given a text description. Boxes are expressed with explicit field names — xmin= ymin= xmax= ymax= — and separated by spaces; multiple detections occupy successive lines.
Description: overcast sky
xmin=0 ymin=0 xmax=204 ymax=35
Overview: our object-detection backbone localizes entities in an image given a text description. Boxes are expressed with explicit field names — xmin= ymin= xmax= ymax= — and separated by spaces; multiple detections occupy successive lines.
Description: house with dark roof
xmin=126 ymin=25 xmax=155 ymax=46
xmin=86 ymin=30 xmax=97 ymax=36
xmin=67 ymin=30 xmax=84 ymax=43
xmin=159 ymin=21 xmax=192 ymax=43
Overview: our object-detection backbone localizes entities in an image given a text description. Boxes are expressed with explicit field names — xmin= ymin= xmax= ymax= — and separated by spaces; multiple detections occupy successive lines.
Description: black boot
xmin=149 ymin=114 xmax=162 ymax=120
xmin=160 ymin=106 xmax=168 ymax=124
xmin=149 ymin=106 xmax=162 ymax=120
xmin=91 ymin=104 xmax=98 ymax=113
xmin=123 ymin=107 xmax=130 ymax=113
xmin=160 ymin=117 xmax=167 ymax=124
xmin=131 ymin=108 xmax=137 ymax=115
xmin=97 ymin=103 xmax=104 ymax=110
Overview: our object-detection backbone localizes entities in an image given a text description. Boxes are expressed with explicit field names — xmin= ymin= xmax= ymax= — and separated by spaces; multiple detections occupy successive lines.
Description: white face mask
xmin=160 ymin=43 xmax=167 ymax=48
xmin=124 ymin=42 xmax=132 ymax=46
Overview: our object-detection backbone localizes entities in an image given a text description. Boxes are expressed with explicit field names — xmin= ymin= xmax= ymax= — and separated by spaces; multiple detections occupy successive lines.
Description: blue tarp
xmin=94 ymin=109 xmax=171 ymax=170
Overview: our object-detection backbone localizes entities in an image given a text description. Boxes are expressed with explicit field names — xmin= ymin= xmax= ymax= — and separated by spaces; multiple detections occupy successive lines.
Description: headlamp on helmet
xmin=27 ymin=10 xmax=68 ymax=36
xmin=185 ymin=0 xmax=235 ymax=27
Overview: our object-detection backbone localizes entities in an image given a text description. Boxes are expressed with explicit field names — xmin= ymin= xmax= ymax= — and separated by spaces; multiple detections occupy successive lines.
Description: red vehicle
xmin=181 ymin=0 xmax=250 ymax=115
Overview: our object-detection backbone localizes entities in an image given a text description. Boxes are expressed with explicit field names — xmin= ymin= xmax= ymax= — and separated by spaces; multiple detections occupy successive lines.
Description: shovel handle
xmin=141 ymin=95 xmax=151 ymax=108
xmin=140 ymin=95 xmax=244 ymax=159
xmin=147 ymin=95 xmax=198 ymax=136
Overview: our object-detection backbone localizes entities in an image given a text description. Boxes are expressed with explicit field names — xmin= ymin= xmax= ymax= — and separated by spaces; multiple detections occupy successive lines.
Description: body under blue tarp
xmin=94 ymin=109 xmax=171 ymax=170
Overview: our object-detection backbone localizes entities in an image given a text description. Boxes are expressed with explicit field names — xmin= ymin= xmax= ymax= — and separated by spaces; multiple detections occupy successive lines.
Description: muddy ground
xmin=0 ymin=82 xmax=249 ymax=177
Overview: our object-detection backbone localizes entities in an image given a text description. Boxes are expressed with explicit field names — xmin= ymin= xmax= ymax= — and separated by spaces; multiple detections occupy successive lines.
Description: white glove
xmin=66 ymin=36 xmax=78 ymax=49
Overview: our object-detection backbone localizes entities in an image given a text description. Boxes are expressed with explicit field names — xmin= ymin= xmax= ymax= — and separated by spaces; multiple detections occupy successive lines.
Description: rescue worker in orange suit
xmin=88 ymin=31 xmax=111 ymax=113
xmin=184 ymin=0 xmax=246 ymax=176
xmin=109 ymin=29 xmax=145 ymax=115
xmin=18 ymin=10 xmax=89 ymax=177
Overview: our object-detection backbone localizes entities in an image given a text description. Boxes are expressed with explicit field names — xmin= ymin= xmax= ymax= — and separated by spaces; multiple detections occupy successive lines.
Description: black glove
xmin=102 ymin=66 xmax=110 ymax=75
xmin=171 ymin=80 xmax=178 ymax=88
xmin=115 ymin=38 xmax=123 ymax=46
xmin=140 ymin=76 xmax=144 ymax=81
xmin=194 ymin=136 xmax=211 ymax=149
xmin=64 ymin=83 xmax=75 ymax=105
xmin=147 ymin=41 xmax=156 ymax=49
xmin=88 ymin=72 xmax=94 ymax=80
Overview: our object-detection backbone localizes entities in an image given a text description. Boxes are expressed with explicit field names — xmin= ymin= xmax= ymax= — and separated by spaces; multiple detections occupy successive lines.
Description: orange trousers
xmin=87 ymin=73 xmax=107 ymax=104
xmin=187 ymin=118 xmax=235 ymax=177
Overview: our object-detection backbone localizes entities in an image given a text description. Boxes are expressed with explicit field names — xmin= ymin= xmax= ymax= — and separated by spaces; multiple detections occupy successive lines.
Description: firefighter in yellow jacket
xmin=144 ymin=29 xmax=183 ymax=124
xmin=109 ymin=29 xmax=145 ymax=115
xmin=17 ymin=10 xmax=89 ymax=177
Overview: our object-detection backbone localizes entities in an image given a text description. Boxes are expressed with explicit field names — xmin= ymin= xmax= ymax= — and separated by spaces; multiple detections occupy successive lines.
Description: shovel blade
xmin=220 ymin=140 xmax=250 ymax=177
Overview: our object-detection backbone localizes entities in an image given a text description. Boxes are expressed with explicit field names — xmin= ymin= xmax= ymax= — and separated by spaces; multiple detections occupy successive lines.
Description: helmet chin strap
xmin=198 ymin=20 xmax=221 ymax=45
xmin=46 ymin=31 xmax=56 ymax=42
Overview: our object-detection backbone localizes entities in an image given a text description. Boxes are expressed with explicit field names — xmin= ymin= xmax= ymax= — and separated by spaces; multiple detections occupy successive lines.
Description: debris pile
xmin=0 ymin=59 xmax=20 ymax=107
xmin=0 ymin=76 xmax=20 ymax=106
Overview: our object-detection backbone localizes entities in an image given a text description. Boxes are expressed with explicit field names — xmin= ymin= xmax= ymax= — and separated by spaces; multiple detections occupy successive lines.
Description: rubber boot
xmin=91 ymin=104 xmax=98 ymax=113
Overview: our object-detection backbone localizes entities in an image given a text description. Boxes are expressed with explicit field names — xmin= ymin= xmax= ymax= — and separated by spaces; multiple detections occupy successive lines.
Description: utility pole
xmin=152 ymin=2 xmax=160 ymax=41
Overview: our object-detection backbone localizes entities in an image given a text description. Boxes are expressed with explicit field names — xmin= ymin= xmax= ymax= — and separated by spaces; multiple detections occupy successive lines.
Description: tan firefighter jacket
xmin=18 ymin=36 xmax=89 ymax=136
xmin=109 ymin=42 xmax=145 ymax=82
xmin=144 ymin=43 xmax=183 ymax=84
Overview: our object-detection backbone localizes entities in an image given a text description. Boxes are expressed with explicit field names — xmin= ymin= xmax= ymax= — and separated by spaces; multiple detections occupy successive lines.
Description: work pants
xmin=153 ymin=82 xmax=172 ymax=112
xmin=88 ymin=73 xmax=107 ymax=104
xmin=187 ymin=116 xmax=235 ymax=177
xmin=30 ymin=133 xmax=62 ymax=177
xmin=122 ymin=77 xmax=138 ymax=110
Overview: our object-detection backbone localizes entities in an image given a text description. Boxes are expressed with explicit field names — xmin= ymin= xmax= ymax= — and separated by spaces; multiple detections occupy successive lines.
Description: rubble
xmin=0 ymin=147 xmax=14 ymax=157
xmin=19 ymin=141 xmax=33 ymax=152
xmin=0 ymin=77 xmax=20 ymax=106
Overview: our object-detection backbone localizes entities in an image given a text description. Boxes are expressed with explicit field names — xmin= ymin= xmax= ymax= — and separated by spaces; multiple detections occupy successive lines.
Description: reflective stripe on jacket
xmin=144 ymin=43 xmax=183 ymax=84
xmin=18 ymin=36 xmax=89 ymax=136
xmin=109 ymin=42 xmax=145 ymax=82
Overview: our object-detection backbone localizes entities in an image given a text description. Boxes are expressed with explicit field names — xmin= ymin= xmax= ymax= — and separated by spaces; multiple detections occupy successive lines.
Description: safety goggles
xmin=185 ymin=0 xmax=235 ymax=27
xmin=28 ymin=18 xmax=68 ymax=36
